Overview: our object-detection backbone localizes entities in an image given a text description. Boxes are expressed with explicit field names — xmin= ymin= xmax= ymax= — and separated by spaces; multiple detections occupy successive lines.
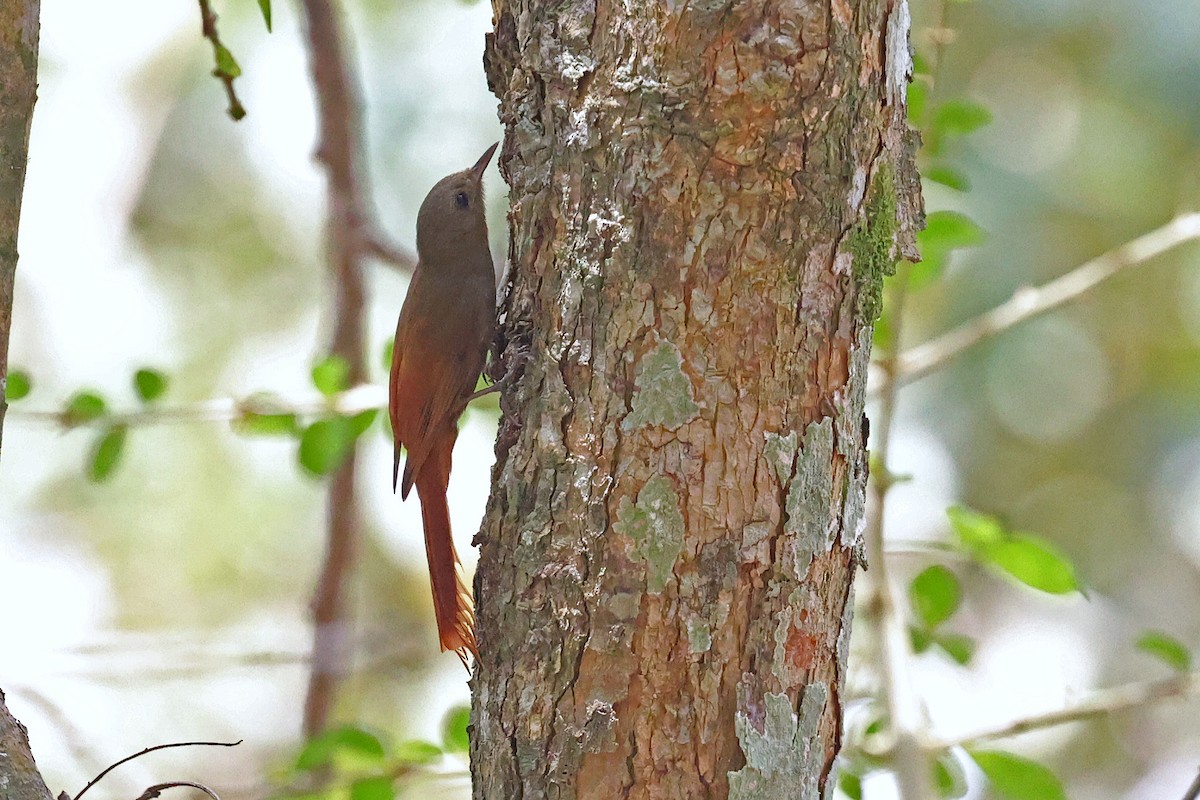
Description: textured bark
xmin=0 ymin=0 xmax=39 ymax=459
xmin=472 ymin=0 xmax=919 ymax=796
xmin=0 ymin=690 xmax=54 ymax=800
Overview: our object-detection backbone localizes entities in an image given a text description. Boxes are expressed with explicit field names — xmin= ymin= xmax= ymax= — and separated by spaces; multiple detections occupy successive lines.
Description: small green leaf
xmin=986 ymin=535 xmax=1078 ymax=595
xmin=969 ymin=750 xmax=1066 ymax=800
xmin=5 ymin=369 xmax=31 ymax=401
xmin=89 ymin=425 xmax=127 ymax=482
xmin=924 ymin=165 xmax=970 ymax=192
xmin=312 ymin=355 xmax=351 ymax=396
xmin=213 ymin=43 xmax=242 ymax=79
xmin=348 ymin=409 xmax=379 ymax=438
xmin=934 ymin=750 xmax=968 ymax=798
xmin=64 ymin=391 xmax=108 ymax=425
xmin=350 ymin=777 xmax=393 ymax=800
xmin=934 ymin=99 xmax=993 ymax=137
xmin=909 ymin=565 xmax=961 ymax=629
xmin=947 ymin=505 xmax=1005 ymax=551
xmin=838 ymin=771 xmax=863 ymax=800
xmin=298 ymin=417 xmax=355 ymax=476
xmin=908 ymin=80 xmax=928 ymax=126
xmin=934 ymin=633 xmax=976 ymax=666
xmin=393 ymin=739 xmax=443 ymax=764
xmin=257 ymin=0 xmax=272 ymax=31
xmin=236 ymin=412 xmax=300 ymax=437
xmin=441 ymin=705 xmax=471 ymax=753
xmin=919 ymin=211 xmax=986 ymax=254
xmin=133 ymin=368 xmax=169 ymax=403
xmin=909 ymin=624 xmax=934 ymax=654
xmin=382 ymin=338 xmax=395 ymax=375
xmin=295 ymin=725 xmax=386 ymax=772
xmin=1136 ymin=631 xmax=1192 ymax=671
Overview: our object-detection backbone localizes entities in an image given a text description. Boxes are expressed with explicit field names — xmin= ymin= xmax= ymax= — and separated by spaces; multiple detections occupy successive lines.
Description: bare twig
xmin=879 ymin=212 xmax=1200 ymax=395
xmin=73 ymin=740 xmax=241 ymax=800
xmin=1182 ymin=768 xmax=1200 ymax=800
xmin=928 ymin=670 xmax=1200 ymax=751
xmin=196 ymin=0 xmax=246 ymax=120
xmin=6 ymin=384 xmax=387 ymax=428
xmin=134 ymin=782 xmax=222 ymax=800
xmin=865 ymin=261 xmax=936 ymax=799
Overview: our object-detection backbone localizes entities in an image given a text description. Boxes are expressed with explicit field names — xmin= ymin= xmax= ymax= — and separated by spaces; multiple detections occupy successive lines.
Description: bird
xmin=389 ymin=143 xmax=498 ymax=663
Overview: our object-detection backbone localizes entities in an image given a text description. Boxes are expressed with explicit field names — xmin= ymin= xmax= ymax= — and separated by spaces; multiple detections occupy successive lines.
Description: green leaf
xmin=947 ymin=505 xmax=1005 ymax=551
xmin=5 ymin=369 xmax=31 ymax=401
xmin=64 ymin=390 xmax=108 ymax=425
xmin=909 ymin=565 xmax=961 ymax=628
xmin=348 ymin=409 xmax=379 ymax=438
xmin=312 ymin=354 xmax=351 ymax=397
xmin=912 ymin=52 xmax=931 ymax=75
xmin=919 ymin=211 xmax=986 ymax=255
xmin=295 ymin=725 xmax=386 ymax=772
xmin=350 ymin=777 xmax=393 ymax=800
xmin=133 ymin=368 xmax=169 ymax=403
xmin=441 ymin=705 xmax=471 ymax=753
xmin=934 ymin=750 xmax=968 ymax=798
xmin=382 ymin=338 xmax=395 ymax=375
xmin=236 ymin=411 xmax=300 ymax=437
xmin=298 ymin=417 xmax=354 ymax=476
xmin=213 ymin=43 xmax=242 ymax=79
xmin=934 ymin=99 xmax=993 ymax=137
xmin=838 ymin=770 xmax=863 ymax=800
xmin=934 ymin=633 xmax=976 ymax=666
xmin=986 ymin=534 xmax=1078 ymax=595
xmin=907 ymin=79 xmax=928 ymax=127
xmin=909 ymin=624 xmax=934 ymax=654
xmin=393 ymin=739 xmax=443 ymax=764
xmin=89 ymin=425 xmax=127 ymax=482
xmin=969 ymin=750 xmax=1066 ymax=800
xmin=1136 ymin=631 xmax=1192 ymax=671
xmin=924 ymin=165 xmax=970 ymax=192
xmin=257 ymin=0 xmax=272 ymax=31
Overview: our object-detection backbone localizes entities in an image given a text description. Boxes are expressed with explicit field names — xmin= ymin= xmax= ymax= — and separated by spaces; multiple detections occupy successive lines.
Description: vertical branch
xmin=297 ymin=0 xmax=369 ymax=739
xmin=0 ymin=690 xmax=53 ymax=800
xmin=864 ymin=263 xmax=935 ymax=799
xmin=0 ymin=0 xmax=40 ymax=460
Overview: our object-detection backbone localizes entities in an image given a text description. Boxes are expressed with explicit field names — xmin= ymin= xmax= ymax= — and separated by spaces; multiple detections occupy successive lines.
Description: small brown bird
xmin=390 ymin=143 xmax=498 ymax=662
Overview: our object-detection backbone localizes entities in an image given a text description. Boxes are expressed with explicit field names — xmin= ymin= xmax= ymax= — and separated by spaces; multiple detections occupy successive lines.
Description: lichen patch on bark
xmin=622 ymin=338 xmax=700 ymax=431
xmin=614 ymin=474 xmax=686 ymax=593
xmin=728 ymin=685 xmax=829 ymax=800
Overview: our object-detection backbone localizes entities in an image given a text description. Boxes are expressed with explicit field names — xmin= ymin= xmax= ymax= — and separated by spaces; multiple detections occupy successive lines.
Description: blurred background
xmin=0 ymin=0 xmax=1197 ymax=798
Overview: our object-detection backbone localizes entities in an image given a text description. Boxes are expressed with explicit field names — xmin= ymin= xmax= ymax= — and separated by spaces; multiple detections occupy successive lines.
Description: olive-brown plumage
xmin=389 ymin=143 xmax=498 ymax=662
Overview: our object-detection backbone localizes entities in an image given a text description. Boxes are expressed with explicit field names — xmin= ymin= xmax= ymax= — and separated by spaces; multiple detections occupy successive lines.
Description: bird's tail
xmin=414 ymin=433 xmax=477 ymax=665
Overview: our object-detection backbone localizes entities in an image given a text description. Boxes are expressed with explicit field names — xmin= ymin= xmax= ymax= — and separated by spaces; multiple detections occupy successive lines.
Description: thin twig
xmin=928 ymin=670 xmax=1200 ymax=751
xmin=196 ymin=0 xmax=246 ymax=120
xmin=134 ymin=782 xmax=222 ymax=800
xmin=1182 ymin=768 xmax=1200 ymax=800
xmin=6 ymin=385 xmax=387 ymax=428
xmin=73 ymin=741 xmax=241 ymax=800
xmin=865 ymin=261 xmax=936 ymax=799
xmin=878 ymin=212 xmax=1200 ymax=396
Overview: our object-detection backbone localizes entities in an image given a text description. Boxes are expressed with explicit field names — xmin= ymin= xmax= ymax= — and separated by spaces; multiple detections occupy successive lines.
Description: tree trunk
xmin=472 ymin=0 xmax=920 ymax=796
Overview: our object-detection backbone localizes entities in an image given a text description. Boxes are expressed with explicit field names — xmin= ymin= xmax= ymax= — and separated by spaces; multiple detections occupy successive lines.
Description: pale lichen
xmin=728 ymin=685 xmax=829 ymax=800
xmin=614 ymin=475 xmax=685 ymax=593
xmin=622 ymin=339 xmax=699 ymax=431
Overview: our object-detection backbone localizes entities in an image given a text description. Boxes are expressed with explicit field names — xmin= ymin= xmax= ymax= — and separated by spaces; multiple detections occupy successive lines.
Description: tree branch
xmin=196 ymin=0 xmax=246 ymax=121
xmin=0 ymin=689 xmax=53 ymax=800
xmin=0 ymin=0 xmax=41 ymax=461
xmin=928 ymin=670 xmax=1200 ymax=751
xmin=877 ymin=212 xmax=1200 ymax=396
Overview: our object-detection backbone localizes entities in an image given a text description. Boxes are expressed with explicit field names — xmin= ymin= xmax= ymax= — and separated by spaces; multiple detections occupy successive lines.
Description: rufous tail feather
xmin=414 ymin=436 xmax=477 ymax=665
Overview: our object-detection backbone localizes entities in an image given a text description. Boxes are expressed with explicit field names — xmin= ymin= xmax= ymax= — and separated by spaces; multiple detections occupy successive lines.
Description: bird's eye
xmin=455 ymin=192 xmax=469 ymax=209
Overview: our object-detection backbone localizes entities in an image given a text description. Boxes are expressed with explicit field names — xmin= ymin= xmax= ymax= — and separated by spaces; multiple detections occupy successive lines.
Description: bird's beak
xmin=470 ymin=142 xmax=499 ymax=181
